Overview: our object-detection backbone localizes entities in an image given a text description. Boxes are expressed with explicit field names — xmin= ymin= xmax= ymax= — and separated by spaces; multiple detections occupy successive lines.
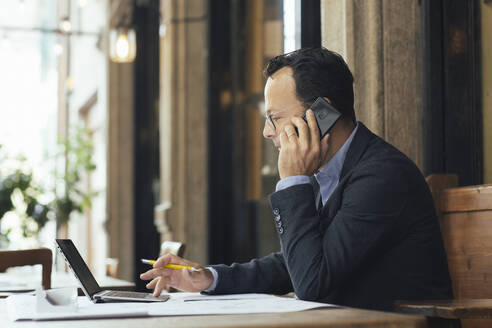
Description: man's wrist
xmin=202 ymin=266 xmax=219 ymax=292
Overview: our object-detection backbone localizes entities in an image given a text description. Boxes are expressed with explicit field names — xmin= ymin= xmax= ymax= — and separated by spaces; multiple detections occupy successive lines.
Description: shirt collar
xmin=315 ymin=122 xmax=359 ymax=179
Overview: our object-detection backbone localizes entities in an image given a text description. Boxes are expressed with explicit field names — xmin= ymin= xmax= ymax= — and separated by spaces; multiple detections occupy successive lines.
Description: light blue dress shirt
xmin=204 ymin=123 xmax=359 ymax=292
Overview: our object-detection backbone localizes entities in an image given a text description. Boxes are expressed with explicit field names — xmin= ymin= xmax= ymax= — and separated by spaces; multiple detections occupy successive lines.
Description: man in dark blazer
xmin=141 ymin=48 xmax=453 ymax=311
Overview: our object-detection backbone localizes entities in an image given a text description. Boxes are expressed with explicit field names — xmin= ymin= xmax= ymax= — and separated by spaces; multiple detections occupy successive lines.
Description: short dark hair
xmin=264 ymin=47 xmax=356 ymax=122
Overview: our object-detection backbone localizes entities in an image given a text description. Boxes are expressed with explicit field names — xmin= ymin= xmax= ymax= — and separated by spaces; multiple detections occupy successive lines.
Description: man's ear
xmin=322 ymin=97 xmax=332 ymax=104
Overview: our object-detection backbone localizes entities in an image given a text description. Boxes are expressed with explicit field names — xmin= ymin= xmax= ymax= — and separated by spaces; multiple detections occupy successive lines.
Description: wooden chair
xmin=0 ymin=248 xmax=52 ymax=290
xmin=160 ymin=241 xmax=186 ymax=258
xmin=396 ymin=175 xmax=492 ymax=327
xmin=425 ymin=173 xmax=459 ymax=219
xmin=105 ymin=258 xmax=120 ymax=278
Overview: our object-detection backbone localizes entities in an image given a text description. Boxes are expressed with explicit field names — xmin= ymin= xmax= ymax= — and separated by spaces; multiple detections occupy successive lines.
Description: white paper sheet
xmin=6 ymin=292 xmax=334 ymax=321
xmin=169 ymin=292 xmax=275 ymax=302
xmin=148 ymin=293 xmax=334 ymax=316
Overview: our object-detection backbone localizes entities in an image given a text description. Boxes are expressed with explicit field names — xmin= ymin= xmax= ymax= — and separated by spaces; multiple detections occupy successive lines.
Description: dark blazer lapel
xmin=309 ymin=176 xmax=323 ymax=212
xmin=318 ymin=122 xmax=374 ymax=219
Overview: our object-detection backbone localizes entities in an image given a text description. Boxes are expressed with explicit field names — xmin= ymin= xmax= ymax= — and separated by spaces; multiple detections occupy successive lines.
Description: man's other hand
xmin=278 ymin=109 xmax=329 ymax=179
xmin=140 ymin=254 xmax=214 ymax=296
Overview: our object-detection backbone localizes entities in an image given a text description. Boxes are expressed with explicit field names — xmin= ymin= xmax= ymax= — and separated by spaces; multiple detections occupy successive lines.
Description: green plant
xmin=0 ymin=125 xmax=97 ymax=244
xmin=0 ymin=146 xmax=50 ymax=242
xmin=52 ymin=125 xmax=97 ymax=226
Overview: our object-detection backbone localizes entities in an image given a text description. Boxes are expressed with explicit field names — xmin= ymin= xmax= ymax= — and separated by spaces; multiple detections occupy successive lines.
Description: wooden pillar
xmin=106 ymin=0 xmax=135 ymax=281
xmin=245 ymin=0 xmax=263 ymax=201
xmin=321 ymin=0 xmax=424 ymax=170
xmin=156 ymin=0 xmax=208 ymax=264
xmin=106 ymin=59 xmax=135 ymax=281
xmin=382 ymin=0 xmax=423 ymax=168
xmin=483 ymin=1 xmax=492 ymax=184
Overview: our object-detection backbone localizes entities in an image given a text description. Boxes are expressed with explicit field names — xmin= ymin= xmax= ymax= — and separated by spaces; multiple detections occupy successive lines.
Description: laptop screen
xmin=56 ymin=239 xmax=102 ymax=298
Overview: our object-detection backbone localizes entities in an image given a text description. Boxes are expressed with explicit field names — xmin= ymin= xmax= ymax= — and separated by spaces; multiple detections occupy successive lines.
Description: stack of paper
xmin=6 ymin=291 xmax=334 ymax=322
xmin=7 ymin=295 xmax=148 ymax=321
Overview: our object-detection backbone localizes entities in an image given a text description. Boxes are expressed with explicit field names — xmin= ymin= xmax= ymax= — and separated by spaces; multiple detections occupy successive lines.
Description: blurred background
xmin=0 ymin=0 xmax=491 ymax=291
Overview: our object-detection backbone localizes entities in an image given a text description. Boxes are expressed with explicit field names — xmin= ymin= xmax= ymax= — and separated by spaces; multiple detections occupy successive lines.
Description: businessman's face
xmin=263 ymin=67 xmax=305 ymax=149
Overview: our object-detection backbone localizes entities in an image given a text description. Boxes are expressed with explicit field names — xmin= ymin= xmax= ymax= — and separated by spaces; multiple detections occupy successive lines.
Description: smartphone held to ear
xmin=301 ymin=97 xmax=342 ymax=139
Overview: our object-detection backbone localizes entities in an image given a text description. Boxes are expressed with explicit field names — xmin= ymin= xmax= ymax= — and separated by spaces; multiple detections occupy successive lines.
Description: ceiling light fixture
xmin=109 ymin=27 xmax=136 ymax=63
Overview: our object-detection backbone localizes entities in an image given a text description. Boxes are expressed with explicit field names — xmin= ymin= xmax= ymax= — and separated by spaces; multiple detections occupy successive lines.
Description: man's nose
xmin=263 ymin=121 xmax=275 ymax=139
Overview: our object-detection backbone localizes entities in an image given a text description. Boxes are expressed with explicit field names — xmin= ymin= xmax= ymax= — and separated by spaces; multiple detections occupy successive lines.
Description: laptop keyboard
xmin=104 ymin=291 xmax=158 ymax=299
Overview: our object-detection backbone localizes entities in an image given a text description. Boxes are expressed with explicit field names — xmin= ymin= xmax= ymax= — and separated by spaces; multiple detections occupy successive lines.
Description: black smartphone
xmin=299 ymin=97 xmax=342 ymax=139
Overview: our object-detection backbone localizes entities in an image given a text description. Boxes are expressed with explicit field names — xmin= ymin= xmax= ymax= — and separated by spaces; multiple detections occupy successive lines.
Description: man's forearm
xmin=203 ymin=252 xmax=293 ymax=295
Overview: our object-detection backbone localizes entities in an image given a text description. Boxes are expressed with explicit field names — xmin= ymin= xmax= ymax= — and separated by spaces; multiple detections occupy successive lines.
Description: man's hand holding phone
xmin=278 ymin=109 xmax=330 ymax=179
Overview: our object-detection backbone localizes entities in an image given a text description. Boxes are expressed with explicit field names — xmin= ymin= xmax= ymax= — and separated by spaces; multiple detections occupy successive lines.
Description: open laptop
xmin=55 ymin=239 xmax=169 ymax=303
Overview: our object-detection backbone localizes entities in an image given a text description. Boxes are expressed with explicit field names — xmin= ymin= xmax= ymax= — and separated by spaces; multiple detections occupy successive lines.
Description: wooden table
xmin=0 ymin=271 xmax=134 ymax=297
xmin=0 ymin=299 xmax=427 ymax=328
xmin=396 ymin=299 xmax=492 ymax=319
xmin=396 ymin=299 xmax=492 ymax=328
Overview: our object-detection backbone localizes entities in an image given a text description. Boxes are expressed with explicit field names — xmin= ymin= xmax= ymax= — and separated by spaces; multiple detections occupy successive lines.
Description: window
xmin=0 ymin=0 xmax=107 ymax=277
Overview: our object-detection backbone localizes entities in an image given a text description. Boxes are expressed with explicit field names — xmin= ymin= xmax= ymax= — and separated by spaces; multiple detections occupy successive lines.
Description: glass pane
xmin=0 ymin=0 xmax=58 ymax=249
xmin=0 ymin=0 xmax=107 ymax=276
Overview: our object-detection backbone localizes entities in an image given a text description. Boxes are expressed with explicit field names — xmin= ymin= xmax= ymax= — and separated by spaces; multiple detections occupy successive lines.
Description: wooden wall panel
xmin=321 ymin=0 xmax=424 ymax=170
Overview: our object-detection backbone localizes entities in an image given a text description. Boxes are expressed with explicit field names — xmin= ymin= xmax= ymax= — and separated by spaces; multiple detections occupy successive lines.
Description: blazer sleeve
xmin=205 ymin=252 xmax=293 ymax=295
xmin=269 ymin=161 xmax=408 ymax=302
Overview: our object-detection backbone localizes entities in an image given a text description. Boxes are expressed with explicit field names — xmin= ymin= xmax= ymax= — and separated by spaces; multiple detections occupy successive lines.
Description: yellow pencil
xmin=141 ymin=259 xmax=200 ymax=272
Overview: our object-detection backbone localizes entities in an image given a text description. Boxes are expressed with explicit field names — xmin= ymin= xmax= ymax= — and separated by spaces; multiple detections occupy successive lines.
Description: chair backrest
xmin=105 ymin=258 xmax=120 ymax=278
xmin=0 ymin=248 xmax=52 ymax=290
xmin=436 ymin=184 xmax=492 ymax=300
xmin=160 ymin=241 xmax=186 ymax=258
xmin=425 ymin=173 xmax=459 ymax=218
xmin=427 ymin=174 xmax=492 ymax=300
